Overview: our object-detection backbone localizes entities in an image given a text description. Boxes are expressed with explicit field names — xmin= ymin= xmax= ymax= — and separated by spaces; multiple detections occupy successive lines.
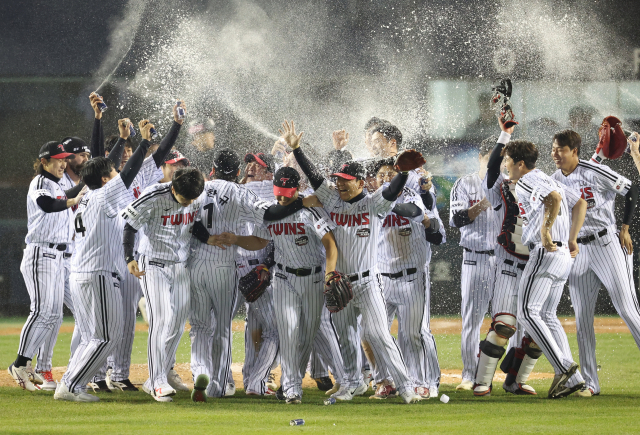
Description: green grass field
xmin=1 ymin=316 xmax=639 ymax=434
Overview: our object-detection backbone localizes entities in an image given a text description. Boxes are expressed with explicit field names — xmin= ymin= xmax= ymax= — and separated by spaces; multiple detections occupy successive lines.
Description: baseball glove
xmin=239 ymin=265 xmax=271 ymax=302
xmin=394 ymin=149 xmax=426 ymax=172
xmin=324 ymin=271 xmax=353 ymax=313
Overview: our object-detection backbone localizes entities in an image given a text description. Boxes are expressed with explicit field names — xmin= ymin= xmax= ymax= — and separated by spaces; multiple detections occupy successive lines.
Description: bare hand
xmin=302 ymin=195 xmax=323 ymax=208
xmin=271 ymin=138 xmax=288 ymax=158
xmin=569 ymin=240 xmax=579 ymax=258
xmin=332 ymin=129 xmax=349 ymax=150
xmin=279 ymin=120 xmax=304 ymax=150
xmin=68 ymin=186 xmax=89 ymax=207
xmin=173 ymin=100 xmax=186 ymax=125
xmin=620 ymin=227 xmax=633 ymax=254
xmin=479 ymin=197 xmax=491 ymax=211
xmin=127 ymin=260 xmax=145 ymax=279
xmin=628 ymin=132 xmax=640 ymax=157
xmin=139 ymin=119 xmax=154 ymax=141
xmin=422 ymin=214 xmax=431 ymax=229
xmin=499 ymin=116 xmax=515 ymax=135
xmin=89 ymin=92 xmax=104 ymax=120
xmin=207 ymin=234 xmax=233 ymax=249
xmin=117 ymin=118 xmax=132 ymax=140
xmin=541 ymin=230 xmax=557 ymax=252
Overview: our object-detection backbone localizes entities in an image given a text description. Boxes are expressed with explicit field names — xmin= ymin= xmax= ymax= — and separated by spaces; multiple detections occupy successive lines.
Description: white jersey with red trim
xmin=25 ymin=173 xmax=74 ymax=245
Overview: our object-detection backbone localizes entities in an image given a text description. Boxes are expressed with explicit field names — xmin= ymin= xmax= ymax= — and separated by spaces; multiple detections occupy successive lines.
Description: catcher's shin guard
xmin=503 ymin=336 xmax=541 ymax=395
xmin=473 ymin=336 xmax=506 ymax=397
xmin=516 ymin=339 xmax=542 ymax=385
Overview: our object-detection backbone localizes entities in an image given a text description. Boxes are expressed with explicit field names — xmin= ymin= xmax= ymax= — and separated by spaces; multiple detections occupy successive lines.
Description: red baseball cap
xmin=39 ymin=141 xmax=74 ymax=159
xmin=331 ymin=161 xmax=365 ymax=180
xmin=273 ymin=167 xmax=300 ymax=198
xmin=164 ymin=150 xmax=190 ymax=165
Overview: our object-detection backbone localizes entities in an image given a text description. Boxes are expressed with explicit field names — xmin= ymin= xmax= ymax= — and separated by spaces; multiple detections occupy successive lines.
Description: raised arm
xmin=152 ymin=100 xmax=186 ymax=167
xmin=89 ymin=93 xmax=105 ymax=158
xmin=486 ymin=118 xmax=515 ymax=189
xmin=280 ymin=120 xmax=325 ymax=190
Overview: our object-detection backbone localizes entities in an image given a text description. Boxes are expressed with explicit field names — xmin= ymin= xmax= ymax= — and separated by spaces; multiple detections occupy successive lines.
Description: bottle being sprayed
xmin=95 ymin=94 xmax=108 ymax=112
xmin=176 ymin=101 xmax=185 ymax=120
xmin=129 ymin=124 xmax=137 ymax=138
xmin=149 ymin=127 xmax=158 ymax=140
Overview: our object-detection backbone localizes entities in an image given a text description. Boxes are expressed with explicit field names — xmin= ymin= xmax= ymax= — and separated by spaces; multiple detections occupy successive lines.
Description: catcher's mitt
xmin=239 ymin=265 xmax=271 ymax=302
xmin=394 ymin=149 xmax=426 ymax=172
xmin=324 ymin=271 xmax=353 ymax=313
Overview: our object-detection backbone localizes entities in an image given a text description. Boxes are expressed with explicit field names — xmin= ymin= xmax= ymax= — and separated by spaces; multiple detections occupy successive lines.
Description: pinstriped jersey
xmin=516 ymin=169 xmax=582 ymax=246
xmin=378 ymin=187 xmax=430 ymax=271
xmin=59 ymin=171 xmax=80 ymax=254
xmin=71 ymin=175 xmax=135 ymax=273
xmin=450 ymin=173 xmax=500 ymax=251
xmin=551 ymin=160 xmax=631 ymax=236
xmin=121 ymin=182 xmax=204 ymax=263
xmin=315 ymin=180 xmax=396 ymax=274
xmin=253 ymin=206 xmax=336 ymax=269
xmin=236 ymin=180 xmax=277 ymax=267
xmin=190 ymin=180 xmax=266 ymax=264
xmin=25 ymin=173 xmax=74 ymax=245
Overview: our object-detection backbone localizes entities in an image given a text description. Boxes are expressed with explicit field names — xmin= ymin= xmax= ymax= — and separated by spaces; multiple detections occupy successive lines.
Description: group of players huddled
xmin=7 ymin=91 xmax=640 ymax=404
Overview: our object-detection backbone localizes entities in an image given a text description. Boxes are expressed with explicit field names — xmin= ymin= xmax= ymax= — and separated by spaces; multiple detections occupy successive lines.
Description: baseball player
xmin=449 ymin=138 xmax=500 ymax=390
xmin=551 ymin=129 xmax=640 ymax=397
xmin=7 ymin=140 xmax=86 ymax=392
xmin=55 ymin=115 xmax=153 ymax=402
xmin=220 ymin=166 xmax=339 ymax=404
xmin=34 ymin=136 xmax=91 ymax=390
xmin=371 ymin=159 xmax=443 ymax=399
xmin=501 ymin=137 xmax=588 ymax=398
xmin=283 ymin=120 xmax=423 ymax=404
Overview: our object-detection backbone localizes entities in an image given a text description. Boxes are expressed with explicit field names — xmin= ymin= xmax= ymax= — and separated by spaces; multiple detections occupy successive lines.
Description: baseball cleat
xmin=429 ymin=386 xmax=439 ymax=399
xmin=332 ymin=381 xmax=367 ymax=401
xmin=314 ymin=376 xmax=334 ymax=392
xmin=275 ymin=386 xmax=286 ymax=401
xmin=362 ymin=369 xmax=373 ymax=388
xmin=369 ymin=381 xmax=398 ymax=400
xmin=548 ymin=363 xmax=579 ymax=399
xmin=155 ymin=383 xmax=177 ymax=398
xmin=36 ymin=370 xmax=57 ymax=391
xmin=575 ymin=385 xmax=598 ymax=397
xmin=107 ymin=378 xmax=139 ymax=392
xmin=8 ymin=363 xmax=36 ymax=391
xmin=266 ymin=372 xmax=278 ymax=391
xmin=191 ymin=374 xmax=209 ymax=403
xmin=415 ymin=386 xmax=430 ymax=399
xmin=142 ymin=383 xmax=174 ymax=402
xmin=552 ymin=382 xmax=585 ymax=399
xmin=54 ymin=382 xmax=100 ymax=402
xmin=167 ymin=369 xmax=190 ymax=392
xmin=473 ymin=383 xmax=492 ymax=396
xmin=25 ymin=362 xmax=44 ymax=385
xmin=399 ymin=390 xmax=423 ymax=404
xmin=503 ymin=381 xmax=537 ymax=395
xmin=456 ymin=380 xmax=474 ymax=391
xmin=285 ymin=394 xmax=302 ymax=404
xmin=325 ymin=382 xmax=340 ymax=395
xmin=88 ymin=380 xmax=112 ymax=393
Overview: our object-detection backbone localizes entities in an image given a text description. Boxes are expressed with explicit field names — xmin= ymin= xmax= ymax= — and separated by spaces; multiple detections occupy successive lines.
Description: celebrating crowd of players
xmin=7 ymin=92 xmax=640 ymax=404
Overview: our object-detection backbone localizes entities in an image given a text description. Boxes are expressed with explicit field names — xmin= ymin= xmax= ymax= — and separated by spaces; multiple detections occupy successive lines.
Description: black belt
xmin=381 ymin=268 xmax=417 ymax=279
xmin=63 ymin=253 xmax=72 ymax=259
xmin=349 ymin=270 xmax=370 ymax=282
xmin=49 ymin=243 xmax=67 ymax=251
xmin=277 ymin=264 xmax=321 ymax=277
xmin=248 ymin=259 xmax=260 ymax=266
xmin=464 ymin=248 xmax=495 ymax=255
xmin=503 ymin=259 xmax=526 ymax=271
xmin=577 ymin=229 xmax=607 ymax=245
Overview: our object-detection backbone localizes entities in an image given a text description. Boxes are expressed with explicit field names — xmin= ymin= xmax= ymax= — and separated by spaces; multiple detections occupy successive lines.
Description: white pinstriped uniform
xmin=61 ymin=174 xmax=136 ymax=393
xmin=313 ymin=180 xmax=415 ymax=394
xmin=374 ymin=187 xmax=441 ymax=390
xmin=236 ymin=180 xmax=280 ymax=394
xmin=552 ymin=160 xmax=640 ymax=393
xmin=450 ymin=173 xmax=500 ymax=382
xmin=18 ymin=173 xmax=73 ymax=363
xmin=253 ymin=206 xmax=336 ymax=397
xmin=188 ymin=180 xmax=265 ymax=397
xmin=121 ymin=182 xmax=203 ymax=392
xmin=515 ymin=169 xmax=584 ymax=385
xmin=36 ymin=171 xmax=81 ymax=373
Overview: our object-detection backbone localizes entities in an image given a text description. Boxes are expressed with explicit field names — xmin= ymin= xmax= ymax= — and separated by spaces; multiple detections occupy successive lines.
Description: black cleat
xmin=314 ymin=376 xmax=334 ymax=392
xmin=88 ymin=380 xmax=113 ymax=393
xmin=275 ymin=386 xmax=285 ymax=401
xmin=109 ymin=379 xmax=139 ymax=392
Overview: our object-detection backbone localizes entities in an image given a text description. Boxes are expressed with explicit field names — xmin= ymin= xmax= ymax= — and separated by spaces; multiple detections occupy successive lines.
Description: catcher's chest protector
xmin=497 ymin=180 xmax=529 ymax=260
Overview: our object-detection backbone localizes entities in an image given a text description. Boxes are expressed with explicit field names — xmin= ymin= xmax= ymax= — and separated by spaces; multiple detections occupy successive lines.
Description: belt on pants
xmin=277 ymin=264 xmax=321 ymax=277
xmin=348 ymin=270 xmax=370 ymax=282
xmin=577 ymin=228 xmax=607 ymax=245
xmin=380 ymin=268 xmax=417 ymax=279
xmin=463 ymin=248 xmax=495 ymax=255
xmin=46 ymin=243 xmax=67 ymax=251
xmin=503 ymin=259 xmax=526 ymax=271
xmin=247 ymin=259 xmax=260 ymax=266
xmin=63 ymin=253 xmax=72 ymax=259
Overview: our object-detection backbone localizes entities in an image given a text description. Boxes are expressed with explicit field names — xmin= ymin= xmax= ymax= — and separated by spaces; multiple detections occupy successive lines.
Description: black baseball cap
xmin=210 ymin=148 xmax=240 ymax=176
xmin=164 ymin=150 xmax=190 ymax=165
xmin=331 ymin=161 xmax=365 ymax=181
xmin=245 ymin=152 xmax=275 ymax=173
xmin=273 ymin=167 xmax=300 ymax=198
xmin=61 ymin=137 xmax=90 ymax=154
xmin=39 ymin=141 xmax=75 ymax=159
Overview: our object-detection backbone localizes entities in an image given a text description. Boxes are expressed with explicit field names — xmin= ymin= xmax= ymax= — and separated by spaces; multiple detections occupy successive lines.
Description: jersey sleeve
xmin=29 ymin=177 xmax=55 ymax=202
xmin=563 ymin=184 xmax=582 ymax=209
xmin=449 ymin=178 xmax=470 ymax=226
xmin=315 ymin=180 xmax=341 ymax=209
xmin=399 ymin=187 xmax=426 ymax=222
xmin=371 ymin=185 xmax=397 ymax=218
xmin=307 ymin=207 xmax=336 ymax=238
xmin=136 ymin=156 xmax=164 ymax=190
xmin=239 ymin=187 xmax=270 ymax=224
xmin=120 ymin=188 xmax=157 ymax=230
xmin=518 ymin=175 xmax=557 ymax=211
xmin=103 ymin=175 xmax=134 ymax=218
xmin=252 ymin=223 xmax=272 ymax=240
xmin=591 ymin=162 xmax=632 ymax=196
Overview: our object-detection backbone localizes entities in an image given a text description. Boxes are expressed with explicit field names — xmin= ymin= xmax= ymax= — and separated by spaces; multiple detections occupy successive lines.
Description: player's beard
xmin=69 ymin=161 xmax=86 ymax=176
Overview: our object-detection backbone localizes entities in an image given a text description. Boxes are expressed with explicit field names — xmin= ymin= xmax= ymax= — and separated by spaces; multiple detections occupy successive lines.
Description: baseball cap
xmin=245 ymin=152 xmax=275 ymax=173
xmin=210 ymin=148 xmax=240 ymax=176
xmin=164 ymin=150 xmax=190 ymax=165
xmin=39 ymin=141 xmax=74 ymax=159
xmin=273 ymin=167 xmax=300 ymax=198
xmin=331 ymin=161 xmax=365 ymax=181
xmin=61 ymin=137 xmax=90 ymax=154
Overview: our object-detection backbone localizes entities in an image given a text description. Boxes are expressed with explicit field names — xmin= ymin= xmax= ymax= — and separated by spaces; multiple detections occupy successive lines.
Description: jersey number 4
xmin=74 ymin=213 xmax=86 ymax=237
